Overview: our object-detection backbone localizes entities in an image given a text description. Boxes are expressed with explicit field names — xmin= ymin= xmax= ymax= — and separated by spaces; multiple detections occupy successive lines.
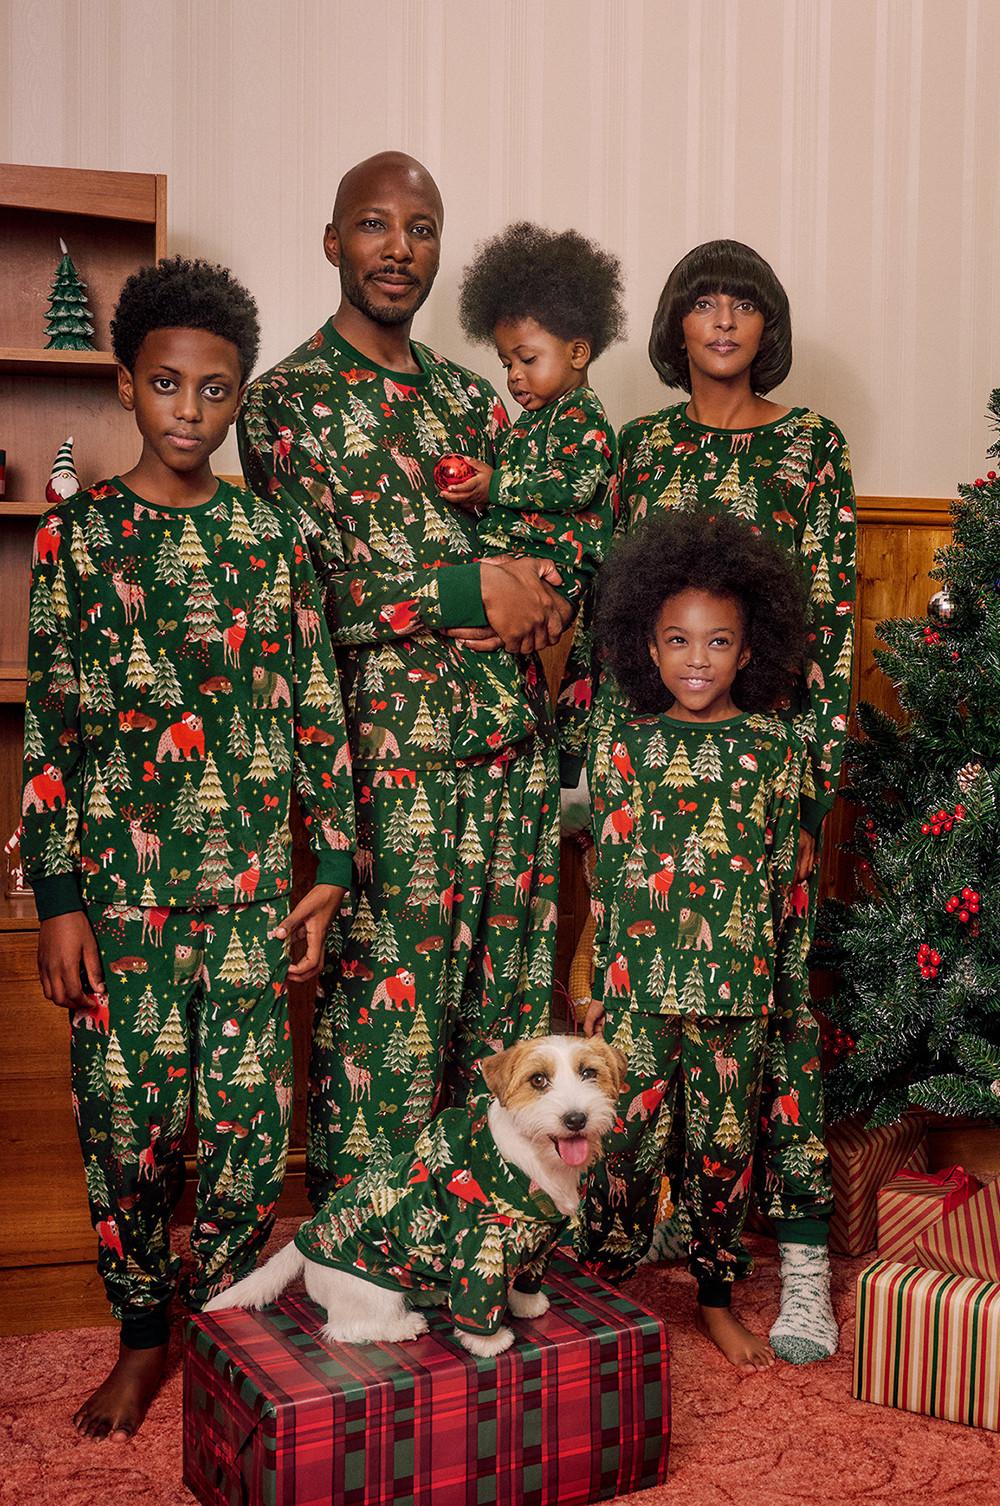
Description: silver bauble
xmin=928 ymin=587 xmax=957 ymax=624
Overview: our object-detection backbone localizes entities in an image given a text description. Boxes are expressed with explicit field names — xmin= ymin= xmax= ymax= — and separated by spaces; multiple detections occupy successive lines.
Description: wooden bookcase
xmin=0 ymin=164 xmax=167 ymax=1287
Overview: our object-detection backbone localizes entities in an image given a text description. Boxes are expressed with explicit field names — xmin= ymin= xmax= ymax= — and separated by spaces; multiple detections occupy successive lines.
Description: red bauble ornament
xmin=433 ymin=453 xmax=476 ymax=491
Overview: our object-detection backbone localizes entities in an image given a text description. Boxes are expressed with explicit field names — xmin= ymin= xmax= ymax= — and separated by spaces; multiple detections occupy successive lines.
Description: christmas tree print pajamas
xmin=21 ymin=478 xmax=356 ymax=1322
xmin=582 ymin=712 xmax=818 ymax=1296
xmin=238 ymin=324 xmax=614 ymax=1198
xmin=563 ymin=406 xmax=855 ymax=1241
xmin=295 ymin=1095 xmax=568 ymax=1337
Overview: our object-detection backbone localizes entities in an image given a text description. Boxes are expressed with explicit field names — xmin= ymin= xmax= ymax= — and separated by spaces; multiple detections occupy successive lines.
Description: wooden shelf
xmin=0 ymin=890 xmax=37 ymax=931
xmin=0 ymin=347 xmax=118 ymax=377
xmin=0 ymin=500 xmax=54 ymax=518
xmin=0 ymin=665 xmax=27 ymax=701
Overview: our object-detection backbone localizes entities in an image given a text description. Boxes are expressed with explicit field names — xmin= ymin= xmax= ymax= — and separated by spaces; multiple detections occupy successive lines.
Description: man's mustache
xmin=366 ymin=267 xmax=419 ymax=286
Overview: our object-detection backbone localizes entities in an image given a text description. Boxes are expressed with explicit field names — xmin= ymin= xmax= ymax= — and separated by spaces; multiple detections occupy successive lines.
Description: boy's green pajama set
xmin=238 ymin=326 xmax=615 ymax=1199
xmin=22 ymin=479 xmax=356 ymax=1340
xmin=295 ymin=1095 xmax=569 ymax=1340
xmin=582 ymin=712 xmax=821 ymax=1302
xmin=562 ymin=405 xmax=855 ymax=1245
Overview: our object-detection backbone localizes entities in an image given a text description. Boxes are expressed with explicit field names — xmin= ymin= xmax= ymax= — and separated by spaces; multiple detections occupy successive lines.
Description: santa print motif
xmin=20 ymin=478 xmax=355 ymax=911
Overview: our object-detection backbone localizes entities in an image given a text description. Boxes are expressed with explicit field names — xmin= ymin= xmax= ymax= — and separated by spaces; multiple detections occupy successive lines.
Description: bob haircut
xmin=648 ymin=239 xmax=792 ymax=395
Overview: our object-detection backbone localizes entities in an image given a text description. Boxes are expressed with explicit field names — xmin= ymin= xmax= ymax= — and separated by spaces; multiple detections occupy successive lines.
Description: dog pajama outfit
xmin=21 ymin=478 xmax=356 ymax=1327
xmin=581 ymin=712 xmax=828 ymax=1301
xmin=239 ymin=325 xmax=614 ymax=1198
xmin=294 ymin=1096 xmax=570 ymax=1338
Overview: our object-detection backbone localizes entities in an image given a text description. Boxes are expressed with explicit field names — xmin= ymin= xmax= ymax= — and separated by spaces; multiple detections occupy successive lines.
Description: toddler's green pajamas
xmin=240 ymin=327 xmax=621 ymax=1196
xmin=581 ymin=711 xmax=826 ymax=1298
xmin=21 ymin=479 xmax=356 ymax=1334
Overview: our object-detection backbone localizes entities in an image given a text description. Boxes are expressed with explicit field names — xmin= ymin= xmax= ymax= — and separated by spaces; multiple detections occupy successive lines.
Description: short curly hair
xmin=595 ymin=510 xmax=807 ymax=715
xmin=648 ymin=240 xmax=791 ymax=395
xmin=458 ymin=221 xmax=626 ymax=358
xmin=111 ymin=256 xmax=260 ymax=379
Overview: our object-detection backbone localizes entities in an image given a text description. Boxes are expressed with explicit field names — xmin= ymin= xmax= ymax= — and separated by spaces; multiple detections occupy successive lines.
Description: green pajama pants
xmin=73 ymin=899 xmax=292 ymax=1321
xmin=582 ymin=1012 xmax=767 ymax=1297
xmin=306 ymin=735 xmax=558 ymax=1200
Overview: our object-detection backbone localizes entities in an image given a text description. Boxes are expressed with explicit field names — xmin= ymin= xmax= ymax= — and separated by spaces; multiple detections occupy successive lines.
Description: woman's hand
xmin=275 ymin=883 xmax=347 ymax=982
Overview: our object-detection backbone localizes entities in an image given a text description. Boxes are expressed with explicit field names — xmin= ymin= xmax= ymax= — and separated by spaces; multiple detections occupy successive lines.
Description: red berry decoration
xmin=433 ymin=453 xmax=477 ymax=491
xmin=989 ymin=471 xmax=997 ymax=481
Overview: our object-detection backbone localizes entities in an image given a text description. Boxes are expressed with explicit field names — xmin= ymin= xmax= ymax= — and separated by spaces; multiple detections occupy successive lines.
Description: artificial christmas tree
xmin=817 ymin=390 xmax=1000 ymax=1126
xmin=44 ymin=241 xmax=95 ymax=350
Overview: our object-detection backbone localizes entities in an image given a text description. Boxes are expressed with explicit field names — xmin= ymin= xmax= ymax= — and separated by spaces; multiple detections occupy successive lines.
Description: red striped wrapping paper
xmin=828 ymin=1115 xmax=927 ymax=1255
xmin=914 ymin=1176 xmax=1000 ymax=1282
xmin=854 ymin=1259 xmax=1000 ymax=1431
xmin=876 ymin=1164 xmax=981 ymax=1264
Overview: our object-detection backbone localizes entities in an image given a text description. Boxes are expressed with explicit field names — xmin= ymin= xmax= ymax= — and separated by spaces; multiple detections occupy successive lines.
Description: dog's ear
xmin=591 ymin=1038 xmax=628 ymax=1097
xmin=480 ymin=1043 xmax=521 ymax=1103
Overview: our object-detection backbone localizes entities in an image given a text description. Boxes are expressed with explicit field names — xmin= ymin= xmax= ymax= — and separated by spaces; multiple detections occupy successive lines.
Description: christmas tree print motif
xmin=231 ymin=1032 xmax=266 ymax=1090
xmin=172 ymin=774 xmax=205 ymax=835
xmin=85 ymin=505 xmax=113 ymax=553
xmin=773 ymin=429 xmax=812 ymax=489
xmin=218 ymin=927 xmax=249 ymax=986
xmin=714 ymin=1095 xmax=741 ymax=1151
xmin=344 ymin=1106 xmax=373 ymax=1160
xmin=403 ymin=1056 xmax=435 ymax=1126
xmin=104 ymin=1030 xmax=133 ymax=1090
xmin=155 ymin=530 xmax=187 ymax=588
xmin=152 ymin=1002 xmax=185 ymax=1058
xmin=692 ymin=737 xmax=723 ymax=783
xmin=28 ymin=576 xmax=57 ymax=636
xmin=110 ymin=1090 xmax=139 ymax=1158
xmin=136 ymin=985 xmax=160 ymax=1035
xmin=198 ymin=753 xmax=229 ymax=812
xmin=87 ymin=663 xmax=117 ymax=715
xmin=471 ymin=1224 xmax=507 ymax=1283
xmin=44 ymin=241 xmax=95 ymax=350
xmin=125 ymin=631 xmax=156 ymax=691
xmin=679 ymin=961 xmax=707 ymax=1012
xmin=383 ymin=1023 xmax=410 ymax=1075
xmin=663 ymin=739 xmax=696 ymax=789
xmin=386 ymin=801 xmax=415 ymax=855
xmin=197 ymin=813 xmax=232 ymax=900
xmin=700 ymin=798 xmax=730 ymax=856
xmin=151 ymin=651 xmax=184 ymax=708
xmin=178 ymin=515 xmax=211 ymax=571
xmin=70 ymin=523 xmax=96 ymax=579
xmin=85 ymin=1155 xmax=110 ymax=1208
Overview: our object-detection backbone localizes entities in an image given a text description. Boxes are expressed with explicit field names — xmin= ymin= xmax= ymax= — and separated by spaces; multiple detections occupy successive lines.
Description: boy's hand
xmin=38 ymin=912 xmax=105 ymax=1008
xmin=440 ymin=458 xmax=493 ymax=513
xmin=582 ymin=999 xmax=606 ymax=1037
xmin=275 ymin=883 xmax=347 ymax=982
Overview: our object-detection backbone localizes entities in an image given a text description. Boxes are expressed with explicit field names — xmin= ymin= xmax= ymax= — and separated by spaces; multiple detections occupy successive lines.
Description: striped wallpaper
xmin=4 ymin=0 xmax=1000 ymax=493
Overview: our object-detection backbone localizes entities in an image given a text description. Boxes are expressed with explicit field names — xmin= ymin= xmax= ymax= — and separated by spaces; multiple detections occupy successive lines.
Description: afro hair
xmin=595 ymin=510 xmax=807 ymax=716
xmin=648 ymin=239 xmax=792 ymax=395
xmin=458 ymin=221 xmax=626 ymax=358
xmin=111 ymin=256 xmax=260 ymax=380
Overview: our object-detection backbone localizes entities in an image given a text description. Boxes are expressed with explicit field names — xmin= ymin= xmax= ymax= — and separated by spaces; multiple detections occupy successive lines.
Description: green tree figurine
xmin=816 ymin=388 xmax=1000 ymax=1126
xmin=44 ymin=239 xmax=96 ymax=350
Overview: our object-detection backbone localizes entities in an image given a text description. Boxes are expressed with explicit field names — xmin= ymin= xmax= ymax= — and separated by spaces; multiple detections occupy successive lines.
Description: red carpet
xmin=1 ymin=1227 xmax=997 ymax=1506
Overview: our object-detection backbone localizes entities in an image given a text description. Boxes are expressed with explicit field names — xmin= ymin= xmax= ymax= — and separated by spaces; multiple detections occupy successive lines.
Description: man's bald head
xmin=330 ymin=152 xmax=444 ymax=232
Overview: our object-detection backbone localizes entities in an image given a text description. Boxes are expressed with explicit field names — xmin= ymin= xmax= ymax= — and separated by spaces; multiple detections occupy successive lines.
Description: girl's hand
xmin=793 ymin=828 xmax=817 ymax=886
xmin=445 ymin=625 xmax=503 ymax=650
xmin=440 ymin=458 xmax=493 ymax=513
xmin=38 ymin=912 xmax=105 ymax=1008
xmin=582 ymin=999 xmax=606 ymax=1037
xmin=275 ymin=883 xmax=347 ymax=982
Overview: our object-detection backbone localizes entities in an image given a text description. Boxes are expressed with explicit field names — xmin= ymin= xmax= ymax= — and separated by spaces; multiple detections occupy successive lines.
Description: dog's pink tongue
xmin=557 ymin=1135 xmax=590 ymax=1167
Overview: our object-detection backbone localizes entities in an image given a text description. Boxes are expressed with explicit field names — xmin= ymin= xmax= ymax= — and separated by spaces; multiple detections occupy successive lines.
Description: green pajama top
xmin=21 ymin=478 xmax=356 ymax=919
xmin=237 ymin=325 xmax=610 ymax=763
xmin=560 ymin=406 xmax=855 ymax=832
xmin=590 ymin=712 xmax=805 ymax=1019
xmin=295 ymin=1096 xmax=569 ymax=1336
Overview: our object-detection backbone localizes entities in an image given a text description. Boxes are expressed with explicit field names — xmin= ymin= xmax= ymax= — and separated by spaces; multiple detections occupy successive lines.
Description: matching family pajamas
xmin=238 ymin=325 xmax=613 ymax=1197
xmin=581 ymin=712 xmax=823 ymax=1298
xmin=563 ymin=406 xmax=855 ymax=1240
xmin=21 ymin=478 xmax=355 ymax=1324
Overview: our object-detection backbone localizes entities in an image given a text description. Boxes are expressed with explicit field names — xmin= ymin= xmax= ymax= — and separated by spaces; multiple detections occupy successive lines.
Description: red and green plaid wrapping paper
xmin=183 ymin=1257 xmax=670 ymax=1506
xmin=876 ymin=1163 xmax=981 ymax=1264
xmin=827 ymin=1114 xmax=927 ymax=1255
xmin=854 ymin=1259 xmax=1000 ymax=1431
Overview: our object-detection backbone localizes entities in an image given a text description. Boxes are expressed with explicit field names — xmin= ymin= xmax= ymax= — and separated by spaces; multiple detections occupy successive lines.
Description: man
xmin=239 ymin=153 xmax=608 ymax=1197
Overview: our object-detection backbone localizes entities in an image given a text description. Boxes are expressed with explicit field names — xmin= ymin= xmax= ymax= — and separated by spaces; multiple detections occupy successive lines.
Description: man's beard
xmin=341 ymin=263 xmax=433 ymax=326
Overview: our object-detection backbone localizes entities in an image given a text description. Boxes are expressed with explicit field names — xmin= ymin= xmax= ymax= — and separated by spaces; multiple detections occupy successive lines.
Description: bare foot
xmin=72 ymin=1339 xmax=168 ymax=1440
xmin=696 ymin=1304 xmax=775 ymax=1372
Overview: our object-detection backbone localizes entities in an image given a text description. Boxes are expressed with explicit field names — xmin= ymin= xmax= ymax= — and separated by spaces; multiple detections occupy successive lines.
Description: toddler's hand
xmin=38 ymin=911 xmax=104 ymax=1008
xmin=582 ymin=999 xmax=606 ymax=1037
xmin=275 ymin=883 xmax=347 ymax=982
xmin=440 ymin=458 xmax=493 ymax=513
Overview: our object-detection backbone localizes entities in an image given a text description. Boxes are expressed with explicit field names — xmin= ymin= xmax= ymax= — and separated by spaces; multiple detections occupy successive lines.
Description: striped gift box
xmin=828 ymin=1114 xmax=927 ymax=1255
xmin=876 ymin=1165 xmax=980 ymax=1264
xmin=183 ymin=1257 xmax=670 ymax=1506
xmin=854 ymin=1259 xmax=1000 ymax=1431
xmin=915 ymin=1177 xmax=1000 ymax=1282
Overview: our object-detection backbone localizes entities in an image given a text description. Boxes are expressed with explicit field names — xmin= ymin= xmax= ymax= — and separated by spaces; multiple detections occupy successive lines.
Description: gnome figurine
xmin=45 ymin=436 xmax=80 ymax=505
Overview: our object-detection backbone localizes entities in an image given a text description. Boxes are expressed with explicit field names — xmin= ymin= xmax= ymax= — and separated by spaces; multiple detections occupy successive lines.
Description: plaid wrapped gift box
xmin=827 ymin=1114 xmax=927 ymax=1256
xmin=183 ymin=1256 xmax=670 ymax=1506
xmin=876 ymin=1163 xmax=980 ymax=1263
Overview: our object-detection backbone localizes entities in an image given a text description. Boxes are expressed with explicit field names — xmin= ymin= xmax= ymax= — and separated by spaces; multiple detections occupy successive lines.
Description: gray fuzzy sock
xmin=769 ymin=1242 xmax=839 ymax=1364
xmin=639 ymin=1201 xmax=693 ymax=1265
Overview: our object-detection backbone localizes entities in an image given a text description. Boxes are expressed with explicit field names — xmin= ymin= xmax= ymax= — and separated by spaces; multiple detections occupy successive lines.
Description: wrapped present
xmin=876 ymin=1163 xmax=981 ymax=1263
xmin=854 ymin=1259 xmax=1000 ymax=1431
xmin=827 ymin=1114 xmax=927 ymax=1255
xmin=183 ymin=1256 xmax=670 ymax=1506
xmin=914 ymin=1174 xmax=1000 ymax=1281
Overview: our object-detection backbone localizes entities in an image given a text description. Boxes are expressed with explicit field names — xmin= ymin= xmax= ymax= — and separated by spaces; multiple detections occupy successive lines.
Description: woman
xmin=562 ymin=240 xmax=855 ymax=1365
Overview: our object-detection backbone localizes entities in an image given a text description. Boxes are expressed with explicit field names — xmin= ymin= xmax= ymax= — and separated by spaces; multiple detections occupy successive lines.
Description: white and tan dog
xmin=205 ymin=1034 xmax=625 ymax=1357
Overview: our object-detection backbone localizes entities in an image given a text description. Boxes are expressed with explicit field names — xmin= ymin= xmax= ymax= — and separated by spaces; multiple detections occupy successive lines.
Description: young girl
xmin=581 ymin=511 xmax=813 ymax=1371
xmin=440 ymin=222 xmax=623 ymax=761
xmin=563 ymin=240 xmax=851 ymax=1364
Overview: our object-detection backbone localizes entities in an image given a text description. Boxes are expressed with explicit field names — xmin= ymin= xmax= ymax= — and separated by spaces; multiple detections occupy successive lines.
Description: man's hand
xmin=440 ymin=458 xmax=493 ymax=514
xmin=274 ymin=883 xmax=347 ymax=982
xmin=794 ymin=828 xmax=817 ymax=887
xmin=480 ymin=557 xmax=573 ymax=654
xmin=38 ymin=911 xmax=105 ymax=1009
xmin=445 ymin=625 xmax=503 ymax=651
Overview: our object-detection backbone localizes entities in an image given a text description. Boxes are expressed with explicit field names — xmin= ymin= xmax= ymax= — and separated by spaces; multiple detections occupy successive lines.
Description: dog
xmin=204 ymin=1034 xmax=625 ymax=1358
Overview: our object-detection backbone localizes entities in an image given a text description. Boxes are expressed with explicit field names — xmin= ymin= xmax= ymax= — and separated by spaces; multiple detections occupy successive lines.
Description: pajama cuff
xmin=696 ymin=1277 xmax=733 ymax=1309
xmin=560 ymin=752 xmax=585 ymax=788
xmin=314 ymin=852 xmax=354 ymax=891
xmin=774 ymin=1216 xmax=830 ymax=1247
xmin=436 ymin=563 xmax=488 ymax=629
xmin=799 ymin=795 xmax=828 ymax=838
xmin=120 ymin=1302 xmax=171 ymax=1349
xmin=30 ymin=871 xmax=84 ymax=921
